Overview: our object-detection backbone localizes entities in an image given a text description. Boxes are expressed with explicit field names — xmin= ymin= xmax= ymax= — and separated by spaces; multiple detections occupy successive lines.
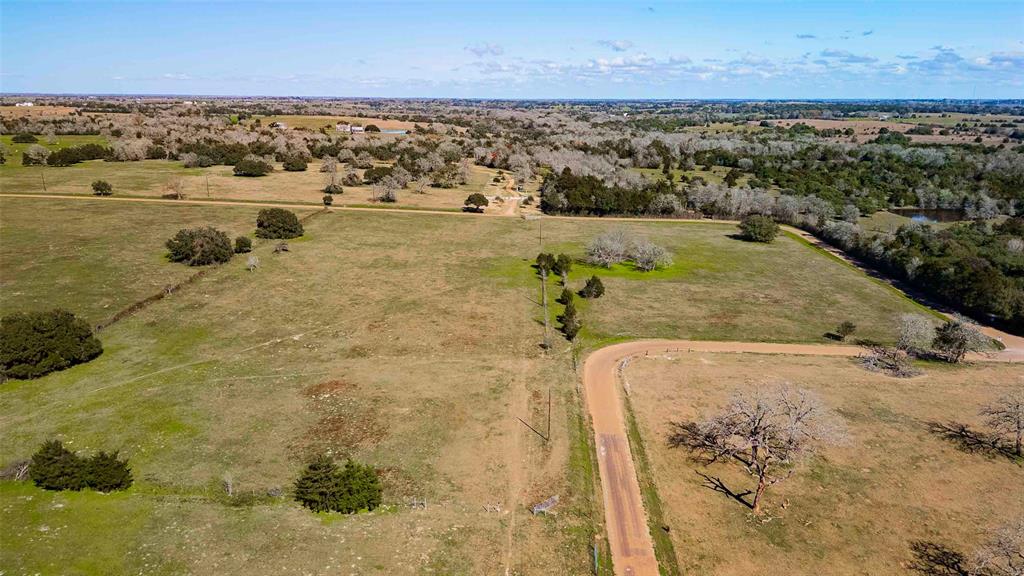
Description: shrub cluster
xmin=47 ymin=143 xmax=112 ymax=167
xmin=233 ymin=155 xmax=274 ymax=177
xmin=579 ymin=275 xmax=605 ymax=299
xmin=166 ymin=227 xmax=234 ymax=266
xmin=29 ymin=440 xmax=132 ymax=492
xmin=12 ymin=133 xmax=38 ymax=143
xmin=294 ymin=455 xmax=382 ymax=513
xmin=362 ymin=165 xmax=393 ymax=184
xmin=234 ymin=236 xmax=252 ymax=254
xmin=1 ymin=309 xmax=103 ymax=380
xmin=255 ymin=208 xmax=303 ymax=239
xmin=91 ymin=180 xmax=113 ymax=196
xmin=283 ymin=156 xmax=308 ymax=172
xmin=463 ymin=193 xmax=488 ymax=212
xmin=738 ymin=214 xmax=780 ymax=243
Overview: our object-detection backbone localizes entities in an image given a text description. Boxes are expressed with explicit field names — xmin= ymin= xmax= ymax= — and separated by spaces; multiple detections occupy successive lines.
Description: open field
xmin=0 ymin=194 xmax=941 ymax=574
xmin=0 ymin=134 xmax=110 ymax=165
xmin=624 ymin=352 xmax=1024 ymax=576
xmin=514 ymin=222 xmax=931 ymax=345
xmin=0 ymin=105 xmax=79 ymax=119
xmin=0 ymin=200 xmax=288 ymax=325
xmin=761 ymin=118 xmax=1009 ymax=145
xmin=0 ymin=159 xmax=516 ymax=211
xmin=251 ymin=114 xmax=437 ymax=132
xmin=0 ymin=198 xmax=590 ymax=575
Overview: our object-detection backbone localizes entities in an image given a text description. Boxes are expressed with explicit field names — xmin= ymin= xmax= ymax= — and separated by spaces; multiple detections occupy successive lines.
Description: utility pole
xmin=540 ymin=267 xmax=551 ymax=350
xmin=40 ymin=171 xmax=47 ymax=192
xmin=206 ymin=174 xmax=210 ymax=198
xmin=547 ymin=387 xmax=551 ymax=440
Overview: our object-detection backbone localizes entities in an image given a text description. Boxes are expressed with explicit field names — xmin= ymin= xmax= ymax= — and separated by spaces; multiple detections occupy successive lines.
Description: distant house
xmin=350 ymin=125 xmax=365 ymax=133
xmin=336 ymin=123 xmax=365 ymax=134
xmin=269 ymin=121 xmax=287 ymax=129
xmin=14 ymin=102 xmax=34 ymax=107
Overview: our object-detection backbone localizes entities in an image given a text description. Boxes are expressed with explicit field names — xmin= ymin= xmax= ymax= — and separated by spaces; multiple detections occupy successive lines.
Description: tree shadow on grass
xmin=907 ymin=540 xmax=969 ymax=576
xmin=695 ymin=471 xmax=754 ymax=509
xmin=925 ymin=421 xmax=1018 ymax=461
xmin=668 ymin=421 xmax=755 ymax=509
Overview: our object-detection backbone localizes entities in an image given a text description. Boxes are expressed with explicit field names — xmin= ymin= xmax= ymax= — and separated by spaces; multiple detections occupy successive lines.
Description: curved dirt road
xmin=583 ymin=339 xmax=1018 ymax=575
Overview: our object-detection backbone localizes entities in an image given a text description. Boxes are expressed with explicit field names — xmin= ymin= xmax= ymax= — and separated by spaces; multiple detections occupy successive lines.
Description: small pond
xmin=891 ymin=208 xmax=965 ymax=223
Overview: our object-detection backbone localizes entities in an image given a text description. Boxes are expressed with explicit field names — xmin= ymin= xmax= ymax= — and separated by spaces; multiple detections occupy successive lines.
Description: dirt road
xmin=582 ymin=338 xmax=1018 ymax=575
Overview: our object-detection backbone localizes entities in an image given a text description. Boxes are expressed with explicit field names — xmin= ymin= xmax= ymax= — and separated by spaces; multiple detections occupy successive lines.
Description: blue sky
xmin=2 ymin=1 xmax=1022 ymax=98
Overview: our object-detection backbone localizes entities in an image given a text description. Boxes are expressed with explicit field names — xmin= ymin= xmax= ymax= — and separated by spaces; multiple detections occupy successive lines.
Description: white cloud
xmin=464 ymin=43 xmax=504 ymax=57
xmin=597 ymin=39 xmax=634 ymax=52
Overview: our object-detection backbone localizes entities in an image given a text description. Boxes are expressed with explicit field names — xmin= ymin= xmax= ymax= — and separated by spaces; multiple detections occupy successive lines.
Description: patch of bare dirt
xmin=291 ymin=378 xmax=389 ymax=459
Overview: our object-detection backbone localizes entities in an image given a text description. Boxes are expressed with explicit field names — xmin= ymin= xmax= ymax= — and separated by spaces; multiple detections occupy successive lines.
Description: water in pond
xmin=891 ymin=208 xmax=965 ymax=223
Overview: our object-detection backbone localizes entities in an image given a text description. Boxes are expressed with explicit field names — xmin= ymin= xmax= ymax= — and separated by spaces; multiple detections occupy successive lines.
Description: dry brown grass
xmin=625 ymin=352 xmax=1024 ymax=575
xmin=0 ymin=105 xmax=78 ymax=119
xmin=0 ymin=159 xmax=513 ymax=211
xmin=762 ymin=118 xmax=1007 ymax=145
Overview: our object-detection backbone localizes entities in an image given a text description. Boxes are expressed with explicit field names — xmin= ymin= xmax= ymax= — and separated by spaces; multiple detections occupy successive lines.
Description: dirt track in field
xmin=582 ymin=338 xmax=1018 ymax=575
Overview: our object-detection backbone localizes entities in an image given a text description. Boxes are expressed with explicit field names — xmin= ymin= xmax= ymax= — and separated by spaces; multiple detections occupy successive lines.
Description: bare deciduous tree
xmin=669 ymin=384 xmax=844 ymax=514
xmin=898 ymin=314 xmax=937 ymax=352
xmin=631 ymin=238 xmax=673 ymax=271
xmin=586 ymin=230 xmax=630 ymax=268
xmin=970 ymin=518 xmax=1024 ymax=576
xmin=246 ymin=255 xmax=259 ymax=271
xmin=981 ymin=391 xmax=1024 ymax=457
xmin=933 ymin=319 xmax=992 ymax=363
xmin=373 ymin=176 xmax=399 ymax=203
xmin=164 ymin=178 xmax=186 ymax=200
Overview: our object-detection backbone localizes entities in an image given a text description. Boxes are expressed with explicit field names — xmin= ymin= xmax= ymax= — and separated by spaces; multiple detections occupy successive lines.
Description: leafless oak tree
xmin=970 ymin=518 xmax=1024 ymax=576
xmin=669 ymin=384 xmax=844 ymax=514
xmin=981 ymin=391 xmax=1024 ymax=457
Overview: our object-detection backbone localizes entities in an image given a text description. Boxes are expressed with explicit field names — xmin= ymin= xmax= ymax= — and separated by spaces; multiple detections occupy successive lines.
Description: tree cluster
xmin=255 ymin=208 xmax=303 ymax=239
xmin=1 ymin=309 xmax=103 ymax=380
xmin=586 ymin=230 xmax=672 ymax=271
xmin=233 ymin=154 xmax=274 ymax=177
xmin=166 ymin=227 xmax=234 ymax=266
xmin=738 ymin=214 xmax=780 ymax=243
xmin=294 ymin=455 xmax=382 ymax=513
xmin=29 ymin=439 xmax=132 ymax=492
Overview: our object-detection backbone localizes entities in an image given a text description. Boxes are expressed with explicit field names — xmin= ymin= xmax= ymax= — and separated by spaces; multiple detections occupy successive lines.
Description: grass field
xmin=251 ymin=114 xmax=435 ymax=132
xmin=497 ymin=220 xmax=928 ymax=346
xmin=625 ymin=353 xmax=1024 ymax=576
xmin=0 ymin=196 xmax=949 ymax=574
xmin=0 ymin=198 xmax=596 ymax=575
xmin=0 ymin=134 xmax=110 ymax=165
xmin=0 ymin=158 xmax=515 ymax=211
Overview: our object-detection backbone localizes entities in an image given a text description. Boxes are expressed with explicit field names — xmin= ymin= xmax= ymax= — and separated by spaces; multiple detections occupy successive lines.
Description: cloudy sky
xmin=2 ymin=0 xmax=1022 ymax=98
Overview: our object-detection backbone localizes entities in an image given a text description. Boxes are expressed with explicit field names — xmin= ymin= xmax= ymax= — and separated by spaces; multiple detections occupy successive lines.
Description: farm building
xmin=14 ymin=102 xmax=34 ymax=107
